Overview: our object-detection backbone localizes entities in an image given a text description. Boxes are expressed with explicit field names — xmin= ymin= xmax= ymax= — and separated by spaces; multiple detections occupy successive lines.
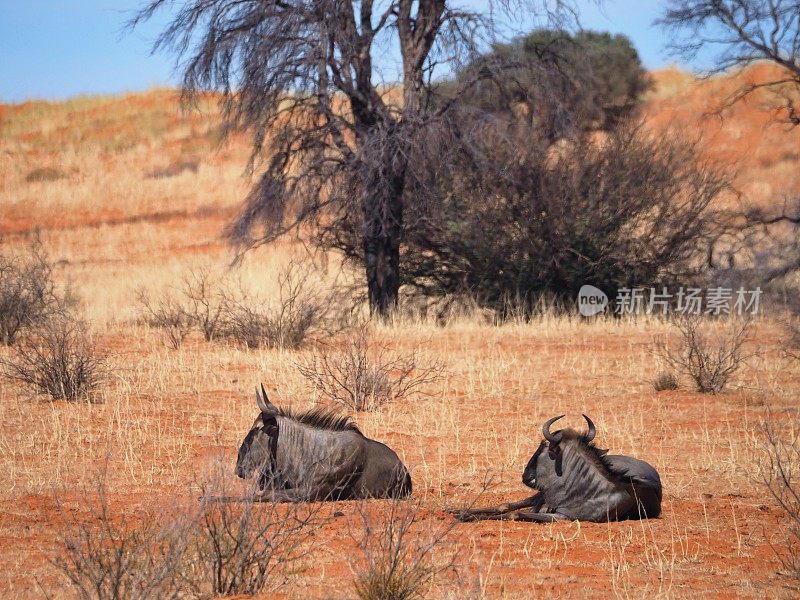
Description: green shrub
xmin=446 ymin=28 xmax=651 ymax=136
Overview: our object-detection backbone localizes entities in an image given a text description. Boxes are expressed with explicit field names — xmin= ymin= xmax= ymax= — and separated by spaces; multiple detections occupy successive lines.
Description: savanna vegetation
xmin=1 ymin=1 xmax=800 ymax=598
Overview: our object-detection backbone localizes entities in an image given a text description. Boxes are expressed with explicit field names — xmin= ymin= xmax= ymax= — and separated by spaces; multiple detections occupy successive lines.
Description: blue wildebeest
xmin=232 ymin=384 xmax=412 ymax=501
xmin=450 ymin=414 xmax=661 ymax=522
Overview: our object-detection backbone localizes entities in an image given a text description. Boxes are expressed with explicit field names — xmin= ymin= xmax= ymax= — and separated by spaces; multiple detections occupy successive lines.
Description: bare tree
xmin=659 ymin=0 xmax=800 ymax=127
xmin=131 ymin=0 xmax=586 ymax=318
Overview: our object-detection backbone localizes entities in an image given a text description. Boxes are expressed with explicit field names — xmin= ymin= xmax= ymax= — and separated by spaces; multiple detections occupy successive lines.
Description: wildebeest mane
xmin=277 ymin=406 xmax=361 ymax=433
xmin=556 ymin=428 xmax=614 ymax=476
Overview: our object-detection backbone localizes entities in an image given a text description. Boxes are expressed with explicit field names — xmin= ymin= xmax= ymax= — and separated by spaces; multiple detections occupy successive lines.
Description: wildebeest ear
xmin=597 ymin=448 xmax=609 ymax=456
xmin=255 ymin=383 xmax=278 ymax=415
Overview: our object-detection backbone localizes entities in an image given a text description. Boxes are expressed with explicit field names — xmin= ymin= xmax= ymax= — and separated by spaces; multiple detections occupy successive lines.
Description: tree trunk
xmin=362 ymin=162 xmax=405 ymax=318
xmin=357 ymin=0 xmax=442 ymax=318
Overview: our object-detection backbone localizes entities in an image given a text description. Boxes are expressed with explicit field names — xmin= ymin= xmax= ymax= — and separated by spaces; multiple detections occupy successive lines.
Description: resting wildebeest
xmin=231 ymin=384 xmax=412 ymax=501
xmin=450 ymin=414 xmax=661 ymax=522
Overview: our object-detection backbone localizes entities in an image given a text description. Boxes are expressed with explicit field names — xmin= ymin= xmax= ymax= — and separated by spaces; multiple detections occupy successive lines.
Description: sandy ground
xmin=1 ymin=67 xmax=799 ymax=599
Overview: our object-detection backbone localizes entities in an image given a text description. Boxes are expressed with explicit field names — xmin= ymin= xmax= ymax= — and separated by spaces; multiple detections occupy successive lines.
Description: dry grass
xmin=0 ymin=68 xmax=799 ymax=598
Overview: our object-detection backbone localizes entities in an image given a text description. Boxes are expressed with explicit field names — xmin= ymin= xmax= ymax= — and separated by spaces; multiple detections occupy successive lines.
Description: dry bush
xmin=136 ymin=289 xmax=193 ymax=350
xmin=137 ymin=268 xmax=227 ymax=346
xmin=145 ymin=159 xmax=199 ymax=179
xmin=761 ymin=414 xmax=800 ymax=579
xmin=136 ymin=263 xmax=332 ymax=349
xmin=782 ymin=310 xmax=800 ymax=363
xmin=0 ymin=242 xmax=65 ymax=345
xmin=396 ymin=120 xmax=729 ymax=318
xmin=25 ymin=166 xmax=67 ymax=182
xmin=653 ymin=371 xmax=679 ymax=392
xmin=181 ymin=267 xmax=227 ymax=342
xmin=787 ymin=323 xmax=800 ymax=358
xmin=0 ymin=315 xmax=106 ymax=401
xmin=351 ymin=498 xmax=457 ymax=600
xmin=53 ymin=471 xmax=325 ymax=600
xmin=189 ymin=496 xmax=320 ymax=596
xmin=297 ymin=327 xmax=444 ymax=412
xmin=221 ymin=262 xmax=331 ymax=350
xmin=52 ymin=482 xmax=189 ymax=600
xmin=218 ymin=296 xmax=275 ymax=349
xmin=657 ymin=315 xmax=751 ymax=394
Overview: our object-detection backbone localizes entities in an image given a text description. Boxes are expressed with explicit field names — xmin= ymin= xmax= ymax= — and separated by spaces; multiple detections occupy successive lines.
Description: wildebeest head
xmin=235 ymin=383 xmax=280 ymax=484
xmin=522 ymin=414 xmax=597 ymax=490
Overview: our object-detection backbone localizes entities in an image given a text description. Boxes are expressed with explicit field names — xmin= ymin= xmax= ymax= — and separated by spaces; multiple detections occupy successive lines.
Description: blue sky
xmin=0 ymin=1 xmax=702 ymax=103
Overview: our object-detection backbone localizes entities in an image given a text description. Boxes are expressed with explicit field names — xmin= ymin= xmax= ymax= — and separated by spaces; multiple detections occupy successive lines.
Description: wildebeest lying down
xmin=449 ymin=415 xmax=661 ymax=523
xmin=230 ymin=384 xmax=412 ymax=501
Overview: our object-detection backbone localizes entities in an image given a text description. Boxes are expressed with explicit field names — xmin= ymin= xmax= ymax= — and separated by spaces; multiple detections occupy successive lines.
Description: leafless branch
xmin=296 ymin=324 xmax=444 ymax=411
xmin=656 ymin=314 xmax=753 ymax=394
xmin=132 ymin=1 xmax=593 ymax=316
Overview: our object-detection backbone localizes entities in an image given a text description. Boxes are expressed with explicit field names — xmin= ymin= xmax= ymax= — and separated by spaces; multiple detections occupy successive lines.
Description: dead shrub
xmin=136 ymin=263 xmax=331 ymax=349
xmin=136 ymin=289 xmax=193 ymax=349
xmin=375 ymin=120 xmax=728 ymax=318
xmin=0 ymin=315 xmax=107 ymax=401
xmin=53 ymin=469 xmax=325 ymax=600
xmin=52 ymin=481 xmax=189 ymax=600
xmin=145 ymin=160 xmax=200 ymax=179
xmin=653 ymin=371 xmax=679 ymax=392
xmin=656 ymin=315 xmax=751 ymax=393
xmin=761 ymin=413 xmax=800 ymax=579
xmin=189 ymin=498 xmax=318 ymax=596
xmin=136 ymin=267 xmax=228 ymax=346
xmin=221 ymin=262 xmax=331 ymax=350
xmin=186 ymin=468 xmax=326 ymax=597
xmin=0 ymin=242 xmax=66 ymax=345
xmin=219 ymin=297 xmax=275 ymax=349
xmin=25 ymin=166 xmax=67 ymax=182
xmin=297 ymin=326 xmax=443 ymax=411
xmin=181 ymin=267 xmax=227 ymax=342
xmin=351 ymin=498 xmax=457 ymax=600
xmin=782 ymin=312 xmax=800 ymax=363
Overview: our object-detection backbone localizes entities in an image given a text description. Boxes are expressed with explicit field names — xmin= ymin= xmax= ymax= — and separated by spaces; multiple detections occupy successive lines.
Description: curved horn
xmin=255 ymin=383 xmax=277 ymax=414
xmin=542 ymin=415 xmax=564 ymax=444
xmin=582 ymin=414 xmax=596 ymax=442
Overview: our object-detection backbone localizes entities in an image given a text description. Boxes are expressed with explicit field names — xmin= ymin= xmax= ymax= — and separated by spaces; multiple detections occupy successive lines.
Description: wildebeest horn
xmin=542 ymin=415 xmax=564 ymax=444
xmin=255 ymin=383 xmax=277 ymax=414
xmin=583 ymin=414 xmax=596 ymax=442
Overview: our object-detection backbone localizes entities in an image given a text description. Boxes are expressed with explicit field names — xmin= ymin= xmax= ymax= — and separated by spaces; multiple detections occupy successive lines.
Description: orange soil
xmin=0 ymin=65 xmax=799 ymax=599
xmin=644 ymin=63 xmax=800 ymax=210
